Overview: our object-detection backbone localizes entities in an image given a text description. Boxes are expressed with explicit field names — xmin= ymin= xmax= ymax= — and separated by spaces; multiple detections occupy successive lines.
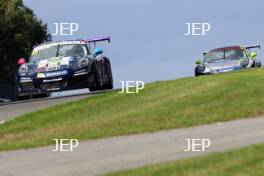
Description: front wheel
xmin=15 ymin=82 xmax=30 ymax=101
xmin=253 ymin=59 xmax=261 ymax=67
xmin=89 ymin=56 xmax=113 ymax=92
xmin=33 ymin=93 xmax=50 ymax=99
xmin=194 ymin=67 xmax=201 ymax=77
xmin=16 ymin=95 xmax=30 ymax=101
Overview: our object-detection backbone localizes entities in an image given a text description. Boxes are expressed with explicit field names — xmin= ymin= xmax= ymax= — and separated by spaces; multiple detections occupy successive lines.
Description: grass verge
xmin=1 ymin=68 xmax=264 ymax=151
xmin=104 ymin=144 xmax=264 ymax=176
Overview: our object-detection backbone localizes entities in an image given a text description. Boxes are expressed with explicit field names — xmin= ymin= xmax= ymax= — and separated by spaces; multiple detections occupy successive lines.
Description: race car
xmin=195 ymin=45 xmax=261 ymax=76
xmin=15 ymin=36 xmax=113 ymax=100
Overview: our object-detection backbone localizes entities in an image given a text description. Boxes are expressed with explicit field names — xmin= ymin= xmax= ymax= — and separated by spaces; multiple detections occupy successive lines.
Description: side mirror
xmin=18 ymin=58 xmax=26 ymax=65
xmin=250 ymin=52 xmax=257 ymax=58
xmin=94 ymin=48 xmax=103 ymax=56
xmin=195 ymin=59 xmax=202 ymax=65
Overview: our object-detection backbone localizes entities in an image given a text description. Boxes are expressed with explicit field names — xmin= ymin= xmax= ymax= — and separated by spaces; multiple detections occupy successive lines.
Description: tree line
xmin=0 ymin=0 xmax=51 ymax=85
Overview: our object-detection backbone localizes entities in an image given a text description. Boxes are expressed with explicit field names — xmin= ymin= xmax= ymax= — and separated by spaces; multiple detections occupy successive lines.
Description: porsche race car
xmin=195 ymin=45 xmax=261 ymax=76
xmin=15 ymin=36 xmax=113 ymax=100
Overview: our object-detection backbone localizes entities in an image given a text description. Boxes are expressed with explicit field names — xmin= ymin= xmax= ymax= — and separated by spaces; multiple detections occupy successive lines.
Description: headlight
xmin=240 ymin=58 xmax=249 ymax=67
xmin=78 ymin=58 xmax=89 ymax=68
xmin=197 ymin=65 xmax=206 ymax=73
xmin=18 ymin=65 xmax=29 ymax=75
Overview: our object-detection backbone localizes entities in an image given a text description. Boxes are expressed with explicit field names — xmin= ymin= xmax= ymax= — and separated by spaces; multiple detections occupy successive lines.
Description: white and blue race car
xmin=195 ymin=45 xmax=261 ymax=76
xmin=15 ymin=36 xmax=113 ymax=100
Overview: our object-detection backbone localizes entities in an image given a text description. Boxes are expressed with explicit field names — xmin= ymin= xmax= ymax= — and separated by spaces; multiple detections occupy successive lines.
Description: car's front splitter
xmin=18 ymin=72 xmax=89 ymax=96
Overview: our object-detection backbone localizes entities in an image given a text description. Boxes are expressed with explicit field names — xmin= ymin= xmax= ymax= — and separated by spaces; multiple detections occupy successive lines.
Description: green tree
xmin=0 ymin=0 xmax=51 ymax=85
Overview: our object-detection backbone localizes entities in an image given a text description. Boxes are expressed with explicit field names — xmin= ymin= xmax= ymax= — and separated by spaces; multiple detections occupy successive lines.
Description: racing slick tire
xmin=16 ymin=95 xmax=30 ymax=101
xmin=33 ymin=93 xmax=50 ymax=99
xmin=252 ymin=59 xmax=261 ymax=68
xmin=89 ymin=56 xmax=113 ymax=92
xmin=194 ymin=66 xmax=201 ymax=77
xmin=15 ymin=82 xmax=30 ymax=101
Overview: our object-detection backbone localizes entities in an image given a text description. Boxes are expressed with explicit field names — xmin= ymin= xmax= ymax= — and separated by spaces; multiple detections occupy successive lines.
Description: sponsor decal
xmin=45 ymin=70 xmax=68 ymax=77
xmin=37 ymin=57 xmax=70 ymax=70
xmin=20 ymin=79 xmax=33 ymax=83
xmin=60 ymin=57 xmax=71 ymax=66
xmin=74 ymin=69 xmax=88 ymax=76
xmin=37 ymin=73 xmax=45 ymax=78
xmin=43 ymin=78 xmax=62 ymax=83
xmin=38 ymin=59 xmax=48 ymax=69
xmin=48 ymin=57 xmax=61 ymax=70
xmin=20 ymin=77 xmax=32 ymax=80
xmin=218 ymin=68 xmax=234 ymax=73
xmin=217 ymin=66 xmax=240 ymax=73
xmin=32 ymin=43 xmax=58 ymax=56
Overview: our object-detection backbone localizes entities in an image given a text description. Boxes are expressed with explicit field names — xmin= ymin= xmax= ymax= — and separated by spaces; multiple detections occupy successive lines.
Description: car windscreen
xmin=30 ymin=45 xmax=58 ymax=62
xmin=58 ymin=44 xmax=87 ymax=57
xmin=30 ymin=44 xmax=88 ymax=62
xmin=205 ymin=49 xmax=244 ymax=63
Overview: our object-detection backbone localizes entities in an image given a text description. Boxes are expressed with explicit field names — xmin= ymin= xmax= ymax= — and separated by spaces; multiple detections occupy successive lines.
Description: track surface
xmin=1 ymin=117 xmax=264 ymax=176
xmin=0 ymin=90 xmax=109 ymax=123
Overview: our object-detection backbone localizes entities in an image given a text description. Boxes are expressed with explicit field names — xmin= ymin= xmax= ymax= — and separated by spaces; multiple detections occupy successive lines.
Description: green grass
xmin=1 ymin=68 xmax=264 ymax=151
xmin=103 ymin=144 xmax=264 ymax=176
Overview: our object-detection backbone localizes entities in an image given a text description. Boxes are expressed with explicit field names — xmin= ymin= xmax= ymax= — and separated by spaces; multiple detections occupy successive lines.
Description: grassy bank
xmin=104 ymin=144 xmax=264 ymax=176
xmin=1 ymin=68 xmax=264 ymax=151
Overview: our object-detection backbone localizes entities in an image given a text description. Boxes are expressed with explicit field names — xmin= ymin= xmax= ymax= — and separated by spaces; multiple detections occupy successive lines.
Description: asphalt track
xmin=0 ymin=90 xmax=110 ymax=123
xmin=0 ymin=116 xmax=264 ymax=176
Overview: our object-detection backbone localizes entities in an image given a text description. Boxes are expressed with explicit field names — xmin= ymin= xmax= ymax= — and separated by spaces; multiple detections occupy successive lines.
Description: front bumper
xmin=17 ymin=69 xmax=90 ymax=96
xmin=202 ymin=66 xmax=243 ymax=75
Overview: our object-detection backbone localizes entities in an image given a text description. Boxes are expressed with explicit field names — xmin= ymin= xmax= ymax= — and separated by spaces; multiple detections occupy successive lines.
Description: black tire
xmin=15 ymin=81 xmax=30 ymax=101
xmin=89 ymin=87 xmax=98 ymax=92
xmin=253 ymin=59 xmax=261 ymax=67
xmin=101 ymin=58 xmax=113 ymax=90
xmin=33 ymin=93 xmax=50 ymax=99
xmin=16 ymin=95 xmax=30 ymax=101
xmin=194 ymin=66 xmax=200 ymax=77
xmin=89 ymin=56 xmax=113 ymax=91
xmin=89 ymin=60 xmax=101 ymax=92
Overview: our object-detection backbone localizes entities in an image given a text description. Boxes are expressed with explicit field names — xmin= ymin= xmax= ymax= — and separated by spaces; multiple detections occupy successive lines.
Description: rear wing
xmin=203 ymin=44 xmax=261 ymax=55
xmin=86 ymin=36 xmax=110 ymax=51
xmin=245 ymin=44 xmax=260 ymax=50
xmin=87 ymin=36 xmax=110 ymax=44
